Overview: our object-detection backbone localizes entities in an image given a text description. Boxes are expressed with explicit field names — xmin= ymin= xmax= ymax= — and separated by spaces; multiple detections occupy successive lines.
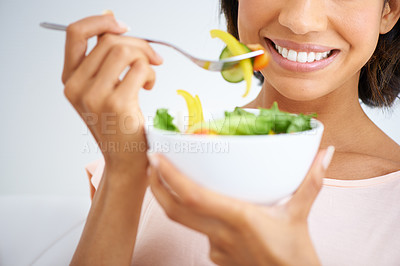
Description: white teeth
xmin=297 ymin=52 xmax=308 ymax=63
xmin=282 ymin=48 xmax=288 ymax=58
xmin=307 ymin=52 xmax=315 ymax=62
xmin=287 ymin=50 xmax=297 ymax=61
xmin=274 ymin=44 xmax=332 ymax=63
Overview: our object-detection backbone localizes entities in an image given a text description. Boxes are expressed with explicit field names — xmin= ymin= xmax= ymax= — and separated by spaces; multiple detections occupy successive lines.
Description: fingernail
xmin=322 ymin=146 xmax=335 ymax=170
xmin=147 ymin=153 xmax=159 ymax=168
xmin=102 ymin=9 xmax=114 ymax=16
xmin=117 ymin=20 xmax=131 ymax=31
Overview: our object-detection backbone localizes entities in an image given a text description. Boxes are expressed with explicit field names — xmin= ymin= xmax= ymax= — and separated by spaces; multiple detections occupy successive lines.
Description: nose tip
xmin=278 ymin=0 xmax=327 ymax=35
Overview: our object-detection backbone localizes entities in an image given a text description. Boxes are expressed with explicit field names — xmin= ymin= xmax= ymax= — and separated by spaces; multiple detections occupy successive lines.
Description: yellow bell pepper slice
xmin=210 ymin=29 xmax=253 ymax=98
xmin=194 ymin=95 xmax=204 ymax=122
xmin=177 ymin=89 xmax=196 ymax=128
xmin=177 ymin=90 xmax=204 ymax=131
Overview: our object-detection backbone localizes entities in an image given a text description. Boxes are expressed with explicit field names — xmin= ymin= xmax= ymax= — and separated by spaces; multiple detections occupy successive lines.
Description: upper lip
xmin=266 ymin=38 xmax=337 ymax=53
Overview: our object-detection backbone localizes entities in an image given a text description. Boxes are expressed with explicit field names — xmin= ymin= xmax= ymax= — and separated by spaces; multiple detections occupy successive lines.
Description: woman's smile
xmin=237 ymin=0 xmax=392 ymax=101
xmin=264 ymin=38 xmax=341 ymax=72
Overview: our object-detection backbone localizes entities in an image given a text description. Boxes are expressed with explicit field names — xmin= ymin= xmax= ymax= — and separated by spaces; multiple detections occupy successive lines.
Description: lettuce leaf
xmin=259 ymin=102 xmax=316 ymax=133
xmin=286 ymin=114 xmax=314 ymax=133
xmin=224 ymin=107 xmax=256 ymax=118
xmin=154 ymin=108 xmax=180 ymax=132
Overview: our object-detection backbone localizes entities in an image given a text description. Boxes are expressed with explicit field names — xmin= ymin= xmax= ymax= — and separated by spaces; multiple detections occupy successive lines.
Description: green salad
xmin=154 ymin=102 xmax=316 ymax=135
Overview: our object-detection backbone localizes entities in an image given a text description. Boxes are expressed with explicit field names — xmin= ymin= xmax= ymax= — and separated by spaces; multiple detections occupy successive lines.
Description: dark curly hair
xmin=220 ymin=0 xmax=400 ymax=107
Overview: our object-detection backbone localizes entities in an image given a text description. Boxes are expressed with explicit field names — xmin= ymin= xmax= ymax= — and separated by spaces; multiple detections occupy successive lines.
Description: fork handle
xmin=41 ymin=22 xmax=171 ymax=48
xmin=40 ymin=22 xmax=194 ymax=60
xmin=40 ymin=22 xmax=67 ymax=31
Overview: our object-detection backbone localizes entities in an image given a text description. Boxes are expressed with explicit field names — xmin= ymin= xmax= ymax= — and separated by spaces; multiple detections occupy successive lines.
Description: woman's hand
xmin=63 ymin=14 xmax=164 ymax=265
xmin=148 ymin=147 xmax=334 ymax=266
xmin=62 ymin=13 xmax=163 ymax=177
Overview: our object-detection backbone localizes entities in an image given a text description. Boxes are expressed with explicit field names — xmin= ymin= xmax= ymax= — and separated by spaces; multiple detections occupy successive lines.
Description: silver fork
xmin=40 ymin=22 xmax=264 ymax=71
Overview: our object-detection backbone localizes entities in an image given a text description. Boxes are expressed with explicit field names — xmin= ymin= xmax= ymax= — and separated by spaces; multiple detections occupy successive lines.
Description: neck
xmin=250 ymin=75 xmax=375 ymax=152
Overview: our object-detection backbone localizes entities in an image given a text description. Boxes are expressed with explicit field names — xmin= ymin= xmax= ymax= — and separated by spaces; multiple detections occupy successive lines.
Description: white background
xmin=1 ymin=0 xmax=399 ymax=197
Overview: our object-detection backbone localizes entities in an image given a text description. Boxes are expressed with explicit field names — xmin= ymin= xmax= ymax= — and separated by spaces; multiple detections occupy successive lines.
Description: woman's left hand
xmin=148 ymin=149 xmax=333 ymax=266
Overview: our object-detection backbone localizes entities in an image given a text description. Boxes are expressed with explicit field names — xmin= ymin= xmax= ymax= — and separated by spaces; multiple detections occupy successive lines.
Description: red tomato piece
xmin=247 ymin=44 xmax=270 ymax=71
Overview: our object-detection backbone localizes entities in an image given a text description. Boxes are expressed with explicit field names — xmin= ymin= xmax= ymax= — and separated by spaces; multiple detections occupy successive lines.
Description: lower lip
xmin=265 ymin=39 xmax=340 ymax=73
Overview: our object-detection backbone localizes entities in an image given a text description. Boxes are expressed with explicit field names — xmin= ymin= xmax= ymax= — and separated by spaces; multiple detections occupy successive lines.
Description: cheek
xmin=334 ymin=4 xmax=382 ymax=65
xmin=238 ymin=0 xmax=276 ymax=43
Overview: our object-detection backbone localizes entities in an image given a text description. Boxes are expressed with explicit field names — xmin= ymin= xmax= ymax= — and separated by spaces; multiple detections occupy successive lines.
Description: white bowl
xmin=145 ymin=109 xmax=324 ymax=204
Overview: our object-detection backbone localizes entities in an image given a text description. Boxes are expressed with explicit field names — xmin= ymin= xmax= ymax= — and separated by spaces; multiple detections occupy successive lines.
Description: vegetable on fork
xmin=210 ymin=30 xmax=270 ymax=98
xmin=211 ymin=29 xmax=254 ymax=98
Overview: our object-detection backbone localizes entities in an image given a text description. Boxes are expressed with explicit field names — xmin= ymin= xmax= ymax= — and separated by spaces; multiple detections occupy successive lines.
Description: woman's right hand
xmin=62 ymin=14 xmax=163 ymax=178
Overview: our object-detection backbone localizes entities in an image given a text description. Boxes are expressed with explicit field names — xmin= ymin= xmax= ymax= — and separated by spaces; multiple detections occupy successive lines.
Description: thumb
xmin=287 ymin=146 xmax=335 ymax=220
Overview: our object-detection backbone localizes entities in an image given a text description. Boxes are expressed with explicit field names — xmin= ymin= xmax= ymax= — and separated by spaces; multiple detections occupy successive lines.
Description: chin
xmin=281 ymin=90 xmax=324 ymax=102
xmin=265 ymin=75 xmax=332 ymax=102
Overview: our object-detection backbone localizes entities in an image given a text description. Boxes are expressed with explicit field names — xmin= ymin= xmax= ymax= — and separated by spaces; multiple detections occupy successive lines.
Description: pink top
xmin=86 ymin=159 xmax=400 ymax=266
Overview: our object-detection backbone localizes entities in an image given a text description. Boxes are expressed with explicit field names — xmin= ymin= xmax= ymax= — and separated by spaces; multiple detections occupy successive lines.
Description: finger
xmin=92 ymin=43 xmax=151 ymax=93
xmin=149 ymin=165 xmax=219 ymax=235
xmin=114 ymin=58 xmax=156 ymax=101
xmin=209 ymin=241 xmax=230 ymax=266
xmin=65 ymin=38 xmax=159 ymax=109
xmin=75 ymin=35 xmax=163 ymax=82
xmin=82 ymin=47 xmax=146 ymax=104
xmin=148 ymin=153 xmax=246 ymax=222
xmin=288 ymin=146 xmax=335 ymax=219
xmin=62 ymin=14 xmax=128 ymax=84
xmin=82 ymin=58 xmax=152 ymax=113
